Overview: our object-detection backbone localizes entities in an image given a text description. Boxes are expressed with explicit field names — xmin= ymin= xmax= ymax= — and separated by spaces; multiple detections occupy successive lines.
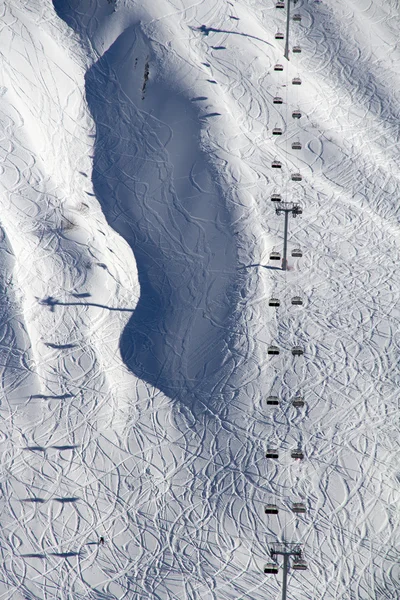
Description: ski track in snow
xmin=0 ymin=0 xmax=398 ymax=598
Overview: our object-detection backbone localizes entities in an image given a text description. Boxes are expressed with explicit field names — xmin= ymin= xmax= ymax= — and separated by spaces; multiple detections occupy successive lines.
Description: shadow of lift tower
xmin=275 ymin=202 xmax=302 ymax=270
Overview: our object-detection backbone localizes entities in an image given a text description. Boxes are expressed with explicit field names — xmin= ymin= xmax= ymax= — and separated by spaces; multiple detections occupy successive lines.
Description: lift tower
xmin=275 ymin=202 xmax=302 ymax=270
xmin=266 ymin=542 xmax=307 ymax=600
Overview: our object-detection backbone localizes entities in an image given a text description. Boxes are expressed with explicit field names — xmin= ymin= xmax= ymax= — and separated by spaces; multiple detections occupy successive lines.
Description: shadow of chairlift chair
xmin=273 ymin=96 xmax=284 ymax=104
xmin=266 ymin=448 xmax=279 ymax=459
xmin=275 ymin=32 xmax=284 ymax=39
xmin=291 ymin=248 xmax=303 ymax=257
xmin=291 ymin=141 xmax=302 ymax=150
xmin=266 ymin=395 xmax=280 ymax=406
xmin=264 ymin=562 xmax=279 ymax=574
xmin=264 ymin=503 xmax=279 ymax=515
xmin=292 ymin=109 xmax=302 ymax=118
xmin=293 ymin=13 xmax=302 ymax=22
xmin=293 ymin=45 xmax=302 ymax=53
xmin=291 ymin=172 xmax=302 ymax=181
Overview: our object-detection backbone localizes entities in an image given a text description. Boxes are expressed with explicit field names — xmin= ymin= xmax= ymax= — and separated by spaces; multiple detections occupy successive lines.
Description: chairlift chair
xmin=267 ymin=345 xmax=280 ymax=355
xmin=272 ymin=127 xmax=283 ymax=135
xmin=264 ymin=504 xmax=279 ymax=515
xmin=266 ymin=448 xmax=279 ymax=459
xmin=270 ymin=252 xmax=281 ymax=260
xmin=292 ymin=396 xmax=305 ymax=407
xmin=264 ymin=563 xmax=279 ymax=574
xmin=291 ymin=449 xmax=304 ymax=460
xmin=271 ymin=194 xmax=282 ymax=202
xmin=291 ymin=296 xmax=303 ymax=306
xmin=293 ymin=45 xmax=302 ymax=53
xmin=291 ymin=248 xmax=303 ymax=257
xmin=293 ymin=13 xmax=302 ymax=22
xmin=291 ymin=141 xmax=302 ymax=150
xmin=275 ymin=1 xmax=285 ymax=8
xmin=292 ymin=502 xmax=306 ymax=514
xmin=266 ymin=395 xmax=280 ymax=406
xmin=268 ymin=298 xmax=280 ymax=307
xmin=292 ymin=110 xmax=302 ymax=118
xmin=292 ymin=559 xmax=308 ymax=571
xmin=274 ymin=64 xmax=284 ymax=71
xmin=292 ymin=77 xmax=302 ymax=85
xmin=292 ymin=346 xmax=304 ymax=356
xmin=291 ymin=172 xmax=302 ymax=181
xmin=273 ymin=96 xmax=284 ymax=104
xmin=272 ymin=160 xmax=282 ymax=168
xmin=275 ymin=32 xmax=284 ymax=40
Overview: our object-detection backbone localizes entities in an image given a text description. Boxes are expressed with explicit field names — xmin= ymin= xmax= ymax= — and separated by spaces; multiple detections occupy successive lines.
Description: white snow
xmin=0 ymin=0 xmax=399 ymax=598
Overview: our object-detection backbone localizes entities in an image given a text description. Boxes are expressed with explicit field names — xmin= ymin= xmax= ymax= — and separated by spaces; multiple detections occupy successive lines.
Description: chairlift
xmin=291 ymin=502 xmax=306 ymax=514
xmin=269 ymin=298 xmax=280 ymax=307
xmin=270 ymin=252 xmax=281 ymax=260
xmin=264 ymin=504 xmax=279 ymax=515
xmin=267 ymin=345 xmax=280 ymax=355
xmin=291 ymin=141 xmax=302 ymax=150
xmin=266 ymin=395 xmax=280 ymax=406
xmin=292 ymin=77 xmax=302 ymax=85
xmin=275 ymin=1 xmax=285 ymax=8
xmin=272 ymin=127 xmax=283 ymax=135
xmin=272 ymin=160 xmax=282 ymax=168
xmin=271 ymin=194 xmax=282 ymax=202
xmin=264 ymin=563 xmax=279 ymax=574
xmin=291 ymin=296 xmax=303 ymax=305
xmin=292 ymin=396 xmax=305 ymax=407
xmin=291 ymin=248 xmax=303 ymax=257
xmin=292 ymin=205 xmax=303 ymax=216
xmin=273 ymin=96 xmax=284 ymax=104
xmin=292 ymin=110 xmax=302 ymax=118
xmin=291 ymin=346 xmax=304 ymax=356
xmin=291 ymin=449 xmax=304 ymax=460
xmin=266 ymin=448 xmax=279 ymax=459
xmin=292 ymin=559 xmax=308 ymax=571
xmin=275 ymin=32 xmax=284 ymax=40
xmin=293 ymin=45 xmax=302 ymax=53
xmin=291 ymin=172 xmax=302 ymax=181
xmin=293 ymin=13 xmax=302 ymax=22
xmin=274 ymin=64 xmax=284 ymax=72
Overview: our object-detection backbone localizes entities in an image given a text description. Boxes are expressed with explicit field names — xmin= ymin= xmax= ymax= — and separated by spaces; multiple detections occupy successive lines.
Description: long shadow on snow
xmin=82 ymin=28 xmax=240 ymax=409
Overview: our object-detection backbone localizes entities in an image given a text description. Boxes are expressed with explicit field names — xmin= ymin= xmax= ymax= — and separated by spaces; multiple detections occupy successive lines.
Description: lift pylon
xmin=275 ymin=202 xmax=302 ymax=270
xmin=267 ymin=542 xmax=308 ymax=600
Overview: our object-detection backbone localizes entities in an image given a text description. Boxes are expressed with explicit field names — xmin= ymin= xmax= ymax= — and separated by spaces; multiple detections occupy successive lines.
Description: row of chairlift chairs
xmin=263 ymin=1 xmax=309 ymax=577
xmin=270 ymin=167 xmax=303 ymax=180
xmin=267 ymin=345 xmax=304 ymax=356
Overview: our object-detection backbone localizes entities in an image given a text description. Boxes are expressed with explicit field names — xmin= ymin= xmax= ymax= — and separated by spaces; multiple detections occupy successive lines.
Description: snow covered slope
xmin=0 ymin=0 xmax=399 ymax=598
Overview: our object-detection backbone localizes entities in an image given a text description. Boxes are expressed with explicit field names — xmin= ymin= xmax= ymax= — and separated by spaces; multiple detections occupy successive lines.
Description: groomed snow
xmin=0 ymin=0 xmax=399 ymax=598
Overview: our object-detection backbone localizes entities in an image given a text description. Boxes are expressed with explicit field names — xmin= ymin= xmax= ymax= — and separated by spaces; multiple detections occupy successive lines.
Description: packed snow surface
xmin=0 ymin=0 xmax=399 ymax=598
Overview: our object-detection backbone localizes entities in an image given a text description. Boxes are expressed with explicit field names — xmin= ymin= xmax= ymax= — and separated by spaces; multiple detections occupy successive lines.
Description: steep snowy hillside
xmin=0 ymin=0 xmax=399 ymax=598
